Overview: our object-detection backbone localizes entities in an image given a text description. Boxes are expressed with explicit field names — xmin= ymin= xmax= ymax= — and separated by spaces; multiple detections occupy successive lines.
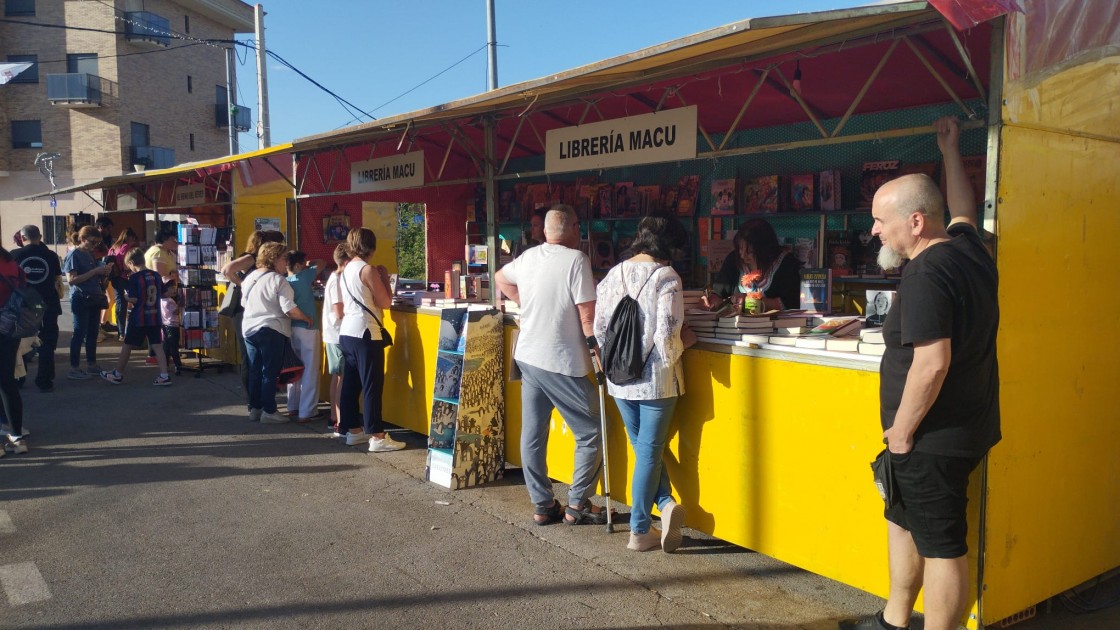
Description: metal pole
xmin=485 ymin=0 xmax=498 ymax=90
xmin=483 ymin=116 xmax=497 ymax=306
xmin=225 ymin=47 xmax=236 ymax=155
xmin=255 ymin=4 xmax=271 ymax=149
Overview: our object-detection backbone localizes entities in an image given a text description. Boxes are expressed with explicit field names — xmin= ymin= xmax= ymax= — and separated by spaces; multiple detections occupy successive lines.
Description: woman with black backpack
xmin=593 ymin=216 xmax=697 ymax=553
xmin=0 ymin=247 xmax=29 ymax=455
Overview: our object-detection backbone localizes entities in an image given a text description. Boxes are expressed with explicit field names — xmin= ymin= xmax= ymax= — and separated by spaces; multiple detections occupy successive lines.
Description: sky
xmin=231 ymin=1 xmax=883 ymax=147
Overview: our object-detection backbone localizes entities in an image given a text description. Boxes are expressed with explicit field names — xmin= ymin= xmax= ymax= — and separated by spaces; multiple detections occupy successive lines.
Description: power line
xmin=10 ymin=42 xmax=209 ymax=67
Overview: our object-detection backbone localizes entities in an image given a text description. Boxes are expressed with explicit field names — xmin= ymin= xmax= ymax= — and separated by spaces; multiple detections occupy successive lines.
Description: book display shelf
xmin=176 ymin=223 xmax=228 ymax=377
xmin=424 ymin=307 xmax=506 ymax=490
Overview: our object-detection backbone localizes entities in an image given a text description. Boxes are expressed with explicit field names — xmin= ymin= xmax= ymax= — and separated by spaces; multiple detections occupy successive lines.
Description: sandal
xmin=564 ymin=499 xmax=608 ymax=525
xmin=533 ymin=500 xmax=564 ymax=526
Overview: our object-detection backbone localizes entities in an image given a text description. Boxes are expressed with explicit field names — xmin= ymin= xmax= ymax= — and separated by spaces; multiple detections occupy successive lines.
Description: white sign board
xmin=351 ymin=151 xmax=425 ymax=193
xmin=117 ymin=192 xmax=137 ymax=211
xmin=175 ymin=183 xmax=206 ymax=206
xmin=545 ymin=106 xmax=697 ymax=174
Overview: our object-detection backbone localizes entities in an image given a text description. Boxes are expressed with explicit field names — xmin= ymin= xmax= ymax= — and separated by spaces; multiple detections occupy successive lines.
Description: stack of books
xmin=858 ymin=327 xmax=886 ymax=356
xmin=715 ymin=315 xmax=775 ymax=345
xmin=792 ymin=316 xmax=863 ymax=350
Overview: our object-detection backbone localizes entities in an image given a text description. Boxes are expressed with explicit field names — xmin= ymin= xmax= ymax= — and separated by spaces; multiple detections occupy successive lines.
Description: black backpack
xmin=0 ymin=271 xmax=46 ymax=340
xmin=601 ymin=267 xmax=660 ymax=386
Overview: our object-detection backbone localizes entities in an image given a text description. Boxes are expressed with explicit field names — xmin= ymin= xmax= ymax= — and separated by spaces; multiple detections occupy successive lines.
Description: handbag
xmin=343 ymin=271 xmax=393 ymax=347
xmin=218 ymin=283 xmax=243 ymax=318
xmin=870 ymin=443 xmax=900 ymax=509
xmin=78 ymin=288 xmax=109 ymax=311
xmin=276 ymin=336 xmax=304 ymax=386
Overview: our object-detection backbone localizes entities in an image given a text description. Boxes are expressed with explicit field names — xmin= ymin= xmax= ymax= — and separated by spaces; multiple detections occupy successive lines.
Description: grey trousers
xmin=517 ymin=361 xmax=602 ymax=508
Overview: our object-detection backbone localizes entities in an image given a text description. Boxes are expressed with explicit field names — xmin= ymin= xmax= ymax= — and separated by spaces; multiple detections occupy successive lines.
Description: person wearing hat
xmin=12 ymin=225 xmax=62 ymax=393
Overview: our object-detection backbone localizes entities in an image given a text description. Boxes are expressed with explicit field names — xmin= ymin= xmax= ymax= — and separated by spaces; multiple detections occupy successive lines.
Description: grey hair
xmin=544 ymin=204 xmax=577 ymax=240
xmin=884 ymin=174 xmax=946 ymax=225
xmin=20 ymin=225 xmax=41 ymax=240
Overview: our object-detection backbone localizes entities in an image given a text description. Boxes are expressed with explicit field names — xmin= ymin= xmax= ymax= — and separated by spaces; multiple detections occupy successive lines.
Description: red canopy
xmin=930 ymin=0 xmax=1024 ymax=30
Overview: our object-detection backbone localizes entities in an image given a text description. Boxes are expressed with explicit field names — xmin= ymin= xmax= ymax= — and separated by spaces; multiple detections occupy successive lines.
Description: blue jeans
xmin=245 ymin=327 xmax=287 ymax=414
xmin=518 ymin=361 xmax=602 ymax=509
xmin=339 ymin=330 xmax=385 ymax=435
xmin=615 ymin=396 xmax=678 ymax=534
xmin=70 ymin=295 xmax=101 ymax=369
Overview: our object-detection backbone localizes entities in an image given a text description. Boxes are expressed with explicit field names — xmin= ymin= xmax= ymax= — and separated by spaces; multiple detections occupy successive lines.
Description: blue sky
xmin=233 ymin=1 xmax=880 ymax=146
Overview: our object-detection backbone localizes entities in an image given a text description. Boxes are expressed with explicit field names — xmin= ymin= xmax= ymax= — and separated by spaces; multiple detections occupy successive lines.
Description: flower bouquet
xmin=740 ymin=271 xmax=765 ymax=315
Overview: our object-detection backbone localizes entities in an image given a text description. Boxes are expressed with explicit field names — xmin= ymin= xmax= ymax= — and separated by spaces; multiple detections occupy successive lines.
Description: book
xmin=635 ymin=185 xmax=662 ymax=215
xmin=852 ymin=229 xmax=883 ymax=276
xmin=819 ymin=168 xmax=842 ymax=211
xmin=807 ymin=316 xmax=862 ymax=337
xmin=865 ymin=291 xmax=895 ymax=327
xmin=859 ymin=342 xmax=887 ymax=356
xmin=799 ymin=268 xmax=832 ymax=314
xmin=860 ymin=328 xmax=885 ymax=344
xmin=614 ymin=182 xmax=636 ymax=216
xmin=791 ymin=236 xmax=818 ymax=269
xmin=766 ymin=335 xmax=800 ymax=346
xmin=710 ymin=178 xmax=737 ymax=216
xmin=775 ymin=326 xmax=812 ymax=335
xmin=743 ymin=175 xmax=780 ymax=213
xmin=788 ymin=173 xmax=816 ymax=211
xmin=826 ymin=231 xmax=854 ymax=277
xmin=707 ymin=239 xmax=735 ymax=274
xmin=794 ymin=336 xmax=829 ymax=349
xmin=859 ymin=160 xmax=899 ymax=207
xmin=825 ymin=337 xmax=861 ymax=352
xmin=593 ymin=184 xmax=614 ymax=218
xmin=589 ymin=232 xmax=614 ymax=269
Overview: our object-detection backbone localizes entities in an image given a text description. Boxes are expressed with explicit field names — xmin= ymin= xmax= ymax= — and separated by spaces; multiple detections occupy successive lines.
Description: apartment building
xmin=0 ymin=0 xmax=254 ymax=250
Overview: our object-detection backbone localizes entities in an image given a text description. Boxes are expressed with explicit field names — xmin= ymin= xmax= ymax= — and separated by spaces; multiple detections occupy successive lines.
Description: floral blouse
xmin=593 ymin=261 xmax=685 ymax=400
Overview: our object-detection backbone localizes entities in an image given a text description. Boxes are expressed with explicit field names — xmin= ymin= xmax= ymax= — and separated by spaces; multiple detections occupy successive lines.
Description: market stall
xmin=280 ymin=1 xmax=1118 ymax=627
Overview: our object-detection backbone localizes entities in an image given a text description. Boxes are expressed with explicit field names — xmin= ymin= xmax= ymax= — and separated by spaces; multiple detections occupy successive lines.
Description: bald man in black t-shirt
xmin=840 ymin=117 xmax=1000 ymax=630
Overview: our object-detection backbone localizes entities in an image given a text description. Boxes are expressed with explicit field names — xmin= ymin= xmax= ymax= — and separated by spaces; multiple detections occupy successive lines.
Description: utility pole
xmin=486 ymin=0 xmax=498 ymax=90
xmin=225 ymin=47 xmax=237 ymax=155
xmin=254 ymin=4 xmax=271 ymax=149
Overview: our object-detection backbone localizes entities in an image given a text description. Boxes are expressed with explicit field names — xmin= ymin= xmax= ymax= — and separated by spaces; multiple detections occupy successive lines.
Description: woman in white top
xmin=321 ymin=242 xmax=350 ymax=435
xmin=240 ymin=243 xmax=313 ymax=424
xmin=338 ymin=228 xmax=404 ymax=453
xmin=593 ymin=216 xmax=697 ymax=553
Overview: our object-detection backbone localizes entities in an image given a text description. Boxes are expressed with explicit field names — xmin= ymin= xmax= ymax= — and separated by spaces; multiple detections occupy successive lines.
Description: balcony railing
xmin=124 ymin=11 xmax=171 ymax=47
xmin=46 ymin=73 xmax=103 ymax=106
xmin=130 ymin=145 xmax=176 ymax=170
xmin=215 ymin=103 xmax=252 ymax=132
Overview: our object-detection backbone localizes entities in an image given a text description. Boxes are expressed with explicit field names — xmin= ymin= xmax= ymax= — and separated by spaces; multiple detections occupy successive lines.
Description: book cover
xmin=433 ymin=354 xmax=464 ymax=400
xmin=807 ymin=316 xmax=862 ymax=337
xmin=575 ymin=179 xmax=597 ymax=221
xmin=744 ymin=175 xmax=780 ymax=213
xmin=799 ymin=268 xmax=832 ymax=314
xmin=865 ymin=290 xmax=895 ymax=326
xmin=859 ymin=160 xmax=899 ymax=207
xmin=593 ymin=184 xmax=614 ymax=218
xmin=525 ymin=183 xmax=550 ymax=214
xmin=819 ymin=168 xmax=842 ymax=211
xmin=673 ymin=175 xmax=700 ymax=216
xmin=788 ymin=173 xmax=816 ymax=211
xmin=707 ymin=239 xmax=735 ymax=274
xmin=635 ymin=185 xmax=662 ymax=215
xmin=791 ymin=236 xmax=818 ymax=269
xmin=710 ymin=178 xmax=737 ymax=216
xmin=826 ymin=231 xmax=854 ymax=276
xmin=852 ymin=230 xmax=883 ymax=276
xmin=614 ymin=182 xmax=636 ymax=216
xmin=697 ymin=217 xmax=710 ymax=257
xmin=589 ymin=232 xmax=615 ymax=270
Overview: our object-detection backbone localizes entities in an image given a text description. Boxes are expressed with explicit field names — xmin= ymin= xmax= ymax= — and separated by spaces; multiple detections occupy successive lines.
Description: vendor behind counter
xmin=704 ymin=218 xmax=801 ymax=312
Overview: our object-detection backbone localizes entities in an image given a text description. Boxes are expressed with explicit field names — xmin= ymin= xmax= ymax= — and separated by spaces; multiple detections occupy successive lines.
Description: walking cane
xmin=586 ymin=336 xmax=614 ymax=533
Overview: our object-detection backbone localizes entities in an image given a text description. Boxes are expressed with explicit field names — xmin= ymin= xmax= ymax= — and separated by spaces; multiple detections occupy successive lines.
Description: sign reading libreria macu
xmin=545 ymin=106 xmax=696 ymax=174
xmin=351 ymin=151 xmax=425 ymax=193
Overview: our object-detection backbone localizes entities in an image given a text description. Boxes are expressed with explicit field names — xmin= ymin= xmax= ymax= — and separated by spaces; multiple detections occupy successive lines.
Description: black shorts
xmin=124 ymin=322 xmax=163 ymax=348
xmin=884 ymin=450 xmax=983 ymax=559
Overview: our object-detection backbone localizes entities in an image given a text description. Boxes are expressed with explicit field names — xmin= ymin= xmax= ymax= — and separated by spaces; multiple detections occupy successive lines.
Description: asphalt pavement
xmin=1 ymin=321 xmax=1117 ymax=629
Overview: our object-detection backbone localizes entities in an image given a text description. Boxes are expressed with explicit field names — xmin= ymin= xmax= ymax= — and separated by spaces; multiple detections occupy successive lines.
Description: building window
xmin=187 ymin=75 xmax=192 ymax=93
xmin=184 ymin=15 xmax=189 ymax=33
xmin=41 ymin=215 xmax=67 ymax=246
xmin=189 ymin=133 xmax=195 ymax=151
xmin=66 ymin=53 xmax=99 ymax=76
xmin=10 ymin=120 xmax=42 ymax=149
xmin=4 ymin=0 xmax=35 ymax=17
xmin=5 ymin=54 xmax=37 ymax=83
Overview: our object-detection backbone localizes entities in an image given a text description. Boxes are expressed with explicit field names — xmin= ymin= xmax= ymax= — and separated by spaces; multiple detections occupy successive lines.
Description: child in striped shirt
xmin=100 ymin=249 xmax=173 ymax=386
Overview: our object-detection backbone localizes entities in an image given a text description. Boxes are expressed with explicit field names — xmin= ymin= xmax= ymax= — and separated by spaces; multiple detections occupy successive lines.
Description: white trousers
xmin=286 ymin=327 xmax=322 ymax=418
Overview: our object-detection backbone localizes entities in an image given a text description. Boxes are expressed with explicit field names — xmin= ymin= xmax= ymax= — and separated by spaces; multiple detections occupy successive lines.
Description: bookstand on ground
xmin=176 ymin=223 xmax=229 ymax=378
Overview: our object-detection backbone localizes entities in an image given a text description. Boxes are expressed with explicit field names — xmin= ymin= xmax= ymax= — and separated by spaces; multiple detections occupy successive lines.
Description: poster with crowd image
xmin=433 ymin=354 xmax=463 ymax=401
xmin=429 ymin=400 xmax=458 ymax=450
xmin=437 ymin=309 xmax=468 ymax=351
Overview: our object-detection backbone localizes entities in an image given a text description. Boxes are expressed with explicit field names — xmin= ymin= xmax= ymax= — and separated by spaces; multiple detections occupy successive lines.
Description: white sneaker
xmin=343 ymin=431 xmax=370 ymax=446
xmin=5 ymin=437 xmax=28 ymax=455
xmin=260 ymin=411 xmax=290 ymax=424
xmin=627 ymin=530 xmax=661 ymax=552
xmin=248 ymin=408 xmax=262 ymax=422
xmin=369 ymin=434 xmax=405 ymax=452
xmin=660 ymin=501 xmax=686 ymax=553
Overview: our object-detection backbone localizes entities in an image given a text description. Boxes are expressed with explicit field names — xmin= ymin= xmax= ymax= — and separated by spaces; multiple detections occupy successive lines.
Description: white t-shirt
xmin=339 ymin=260 xmax=383 ymax=341
xmin=321 ymin=272 xmax=343 ymax=345
xmin=501 ymin=242 xmax=596 ymax=377
xmin=240 ymin=269 xmax=297 ymax=339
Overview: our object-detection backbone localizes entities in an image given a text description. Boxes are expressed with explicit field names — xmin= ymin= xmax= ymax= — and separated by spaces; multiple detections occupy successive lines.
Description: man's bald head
xmin=876 ymin=174 xmax=946 ymax=230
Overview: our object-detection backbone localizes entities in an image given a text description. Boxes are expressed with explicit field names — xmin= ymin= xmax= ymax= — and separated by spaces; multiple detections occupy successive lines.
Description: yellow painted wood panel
xmin=981 ymin=122 xmax=1120 ymax=622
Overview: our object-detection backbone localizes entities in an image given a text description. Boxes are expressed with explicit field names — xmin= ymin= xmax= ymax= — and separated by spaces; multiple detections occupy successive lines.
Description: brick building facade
xmin=0 ymin=0 xmax=253 ymax=251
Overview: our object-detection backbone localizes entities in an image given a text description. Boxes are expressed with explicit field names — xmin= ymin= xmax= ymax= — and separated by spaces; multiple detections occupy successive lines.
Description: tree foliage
xmin=396 ymin=203 xmax=426 ymax=280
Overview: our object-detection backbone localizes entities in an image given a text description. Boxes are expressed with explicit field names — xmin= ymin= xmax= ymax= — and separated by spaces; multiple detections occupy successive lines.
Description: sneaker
xmin=100 ymin=370 xmax=123 ymax=385
xmin=838 ymin=611 xmax=908 ymax=630
xmin=145 ymin=356 xmax=159 ymax=365
xmin=248 ymin=408 xmax=262 ymax=422
xmin=86 ymin=364 xmax=104 ymax=375
xmin=67 ymin=368 xmax=91 ymax=381
xmin=96 ymin=330 xmax=111 ymax=343
xmin=0 ymin=425 xmax=29 ymax=438
xmin=369 ymin=434 xmax=405 ymax=452
xmin=5 ymin=437 xmax=28 ymax=455
xmin=100 ymin=322 xmax=118 ymax=333
xmin=660 ymin=501 xmax=686 ymax=553
xmin=260 ymin=411 xmax=290 ymax=424
xmin=627 ymin=530 xmax=661 ymax=552
xmin=152 ymin=375 xmax=172 ymax=386
xmin=343 ymin=431 xmax=370 ymax=446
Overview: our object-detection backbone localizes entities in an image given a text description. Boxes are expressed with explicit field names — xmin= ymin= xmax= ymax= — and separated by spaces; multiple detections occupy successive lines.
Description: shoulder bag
xmin=343 ymin=271 xmax=393 ymax=347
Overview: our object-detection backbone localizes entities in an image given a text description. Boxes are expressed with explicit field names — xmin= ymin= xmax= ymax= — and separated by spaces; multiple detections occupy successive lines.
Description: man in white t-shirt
xmin=495 ymin=205 xmax=607 ymax=526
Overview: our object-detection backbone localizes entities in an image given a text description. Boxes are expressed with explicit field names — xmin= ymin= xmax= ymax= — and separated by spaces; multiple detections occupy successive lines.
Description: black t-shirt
xmin=712 ymin=251 xmax=801 ymax=310
xmin=879 ymin=222 xmax=1000 ymax=457
xmin=12 ymin=242 xmax=62 ymax=310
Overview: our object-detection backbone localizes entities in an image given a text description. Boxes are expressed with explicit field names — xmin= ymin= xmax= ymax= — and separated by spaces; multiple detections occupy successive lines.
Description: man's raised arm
xmin=935 ymin=116 xmax=977 ymax=228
